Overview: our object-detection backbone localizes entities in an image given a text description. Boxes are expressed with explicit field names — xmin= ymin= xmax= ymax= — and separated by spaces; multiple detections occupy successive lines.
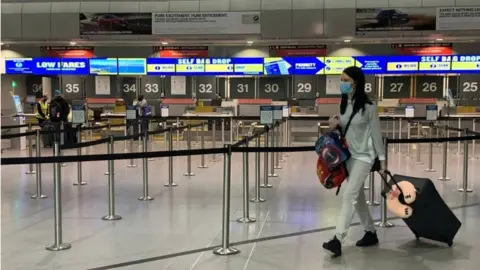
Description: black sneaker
xmin=322 ymin=236 xmax=342 ymax=257
xmin=355 ymin=231 xmax=379 ymax=247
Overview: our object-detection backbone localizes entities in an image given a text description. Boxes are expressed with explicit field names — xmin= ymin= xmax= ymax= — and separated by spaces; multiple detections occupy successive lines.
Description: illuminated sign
xmin=451 ymin=55 xmax=480 ymax=73
xmin=204 ymin=58 xmax=234 ymax=75
xmin=5 ymin=58 xmax=34 ymax=74
xmin=118 ymin=58 xmax=146 ymax=75
xmin=264 ymin=57 xmax=294 ymax=75
xmin=175 ymin=58 xmax=205 ymax=74
xmin=324 ymin=57 xmax=355 ymax=75
xmin=293 ymin=57 xmax=325 ymax=75
xmin=234 ymin=58 xmax=263 ymax=75
xmin=146 ymin=58 xmax=176 ymax=75
xmin=386 ymin=56 xmax=419 ymax=73
xmin=89 ymin=58 xmax=118 ymax=75
xmin=418 ymin=55 xmax=451 ymax=72
xmin=354 ymin=56 xmax=386 ymax=74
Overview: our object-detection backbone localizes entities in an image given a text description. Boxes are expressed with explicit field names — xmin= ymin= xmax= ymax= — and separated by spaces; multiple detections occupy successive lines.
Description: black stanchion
xmin=31 ymin=129 xmax=47 ymax=199
xmin=102 ymin=136 xmax=122 ymax=221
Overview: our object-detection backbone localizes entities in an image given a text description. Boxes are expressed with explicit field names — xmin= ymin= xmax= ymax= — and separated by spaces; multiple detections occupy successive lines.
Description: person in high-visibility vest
xmin=36 ymin=94 xmax=49 ymax=126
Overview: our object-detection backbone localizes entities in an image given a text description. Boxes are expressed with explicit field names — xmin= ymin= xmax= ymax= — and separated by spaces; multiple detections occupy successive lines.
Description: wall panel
xmin=1 ymin=14 xmax=22 ymax=39
xmin=261 ymin=10 xmax=292 ymax=39
xmin=291 ymin=10 xmax=324 ymax=38
xmin=323 ymin=8 xmax=355 ymax=38
xmin=22 ymin=14 xmax=51 ymax=39
xmin=51 ymin=13 xmax=79 ymax=39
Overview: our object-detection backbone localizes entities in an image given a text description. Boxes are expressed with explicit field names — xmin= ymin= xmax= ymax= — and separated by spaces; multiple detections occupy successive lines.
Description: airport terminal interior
xmin=2 ymin=0 xmax=480 ymax=269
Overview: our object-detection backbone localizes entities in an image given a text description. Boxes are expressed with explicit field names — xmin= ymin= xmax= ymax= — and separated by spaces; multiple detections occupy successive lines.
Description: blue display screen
xmin=293 ymin=57 xmax=326 ymax=75
xmin=146 ymin=58 xmax=176 ymax=75
xmin=234 ymin=58 xmax=264 ymax=75
xmin=204 ymin=58 xmax=234 ymax=75
xmin=175 ymin=58 xmax=205 ymax=75
xmin=264 ymin=57 xmax=294 ymax=75
xmin=354 ymin=56 xmax=386 ymax=74
xmin=386 ymin=56 xmax=419 ymax=73
xmin=5 ymin=58 xmax=35 ymax=74
xmin=33 ymin=58 xmax=89 ymax=75
xmin=89 ymin=58 xmax=118 ymax=75
xmin=118 ymin=58 xmax=146 ymax=75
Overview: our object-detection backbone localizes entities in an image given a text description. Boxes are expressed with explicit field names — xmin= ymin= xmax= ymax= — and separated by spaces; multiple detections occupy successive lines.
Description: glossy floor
xmin=1 ymin=141 xmax=480 ymax=270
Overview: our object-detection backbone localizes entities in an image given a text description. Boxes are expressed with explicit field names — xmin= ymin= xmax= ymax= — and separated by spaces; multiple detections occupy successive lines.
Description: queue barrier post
xmin=165 ymin=128 xmax=178 ymax=187
xmin=184 ymin=125 xmax=195 ymax=176
xmin=398 ymin=118 xmax=402 ymax=154
xmin=279 ymin=121 xmax=285 ymax=163
xmin=392 ymin=118 xmax=396 ymax=151
xmin=211 ymin=120 xmax=219 ymax=162
xmin=470 ymin=119 xmax=478 ymax=160
xmin=438 ymin=125 xmax=451 ymax=181
xmin=74 ymin=125 xmax=87 ymax=185
xmin=283 ymin=120 xmax=289 ymax=157
xmin=127 ymin=125 xmax=137 ymax=168
xmin=274 ymin=122 xmax=282 ymax=169
xmin=25 ymin=122 xmax=36 ymax=174
xmin=456 ymin=118 xmax=461 ymax=155
xmin=138 ymin=130 xmax=153 ymax=201
xmin=45 ymin=141 xmax=71 ymax=251
xmin=123 ymin=119 xmax=128 ymax=152
xmin=375 ymin=137 xmax=394 ymax=228
xmin=237 ymin=137 xmax=256 ymax=223
xmin=268 ymin=124 xmax=278 ymax=177
xmin=415 ymin=122 xmax=423 ymax=165
xmin=198 ymin=123 xmax=208 ymax=169
xmin=213 ymin=144 xmax=240 ymax=256
xmin=104 ymin=125 xmax=116 ymax=175
xmin=424 ymin=122 xmax=436 ymax=172
xmin=261 ymin=129 xmax=273 ymax=188
xmin=406 ymin=121 xmax=411 ymax=158
xmin=102 ymin=136 xmax=122 ymax=221
xmin=366 ymin=172 xmax=379 ymax=206
xmin=221 ymin=119 xmax=225 ymax=148
xmin=251 ymin=135 xmax=266 ymax=203
xmin=458 ymin=128 xmax=473 ymax=193
xmin=31 ymin=129 xmax=47 ymax=199
xmin=60 ymin=122 xmax=67 ymax=167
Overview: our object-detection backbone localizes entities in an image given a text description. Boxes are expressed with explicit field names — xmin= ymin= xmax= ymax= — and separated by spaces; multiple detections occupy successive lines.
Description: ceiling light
xmin=436 ymin=38 xmax=443 ymax=41
xmin=69 ymin=41 xmax=77 ymax=46
xmin=0 ymin=42 xmax=4 ymax=46
xmin=161 ymin=42 xmax=168 ymax=45
xmin=344 ymin=39 xmax=351 ymax=43
xmin=247 ymin=40 xmax=253 ymax=44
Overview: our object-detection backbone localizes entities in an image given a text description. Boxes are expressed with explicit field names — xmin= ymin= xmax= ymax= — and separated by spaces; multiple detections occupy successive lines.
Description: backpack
xmin=142 ymin=105 xmax=152 ymax=116
xmin=49 ymin=100 xmax=61 ymax=121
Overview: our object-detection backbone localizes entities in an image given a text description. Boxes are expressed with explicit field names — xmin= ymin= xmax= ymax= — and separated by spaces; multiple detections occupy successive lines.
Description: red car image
xmin=92 ymin=14 xmax=128 ymax=31
xmin=79 ymin=13 xmax=152 ymax=35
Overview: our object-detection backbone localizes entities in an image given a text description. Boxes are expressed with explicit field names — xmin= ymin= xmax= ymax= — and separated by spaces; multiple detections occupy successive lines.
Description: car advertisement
xmin=80 ymin=13 xmax=152 ymax=35
xmin=355 ymin=8 xmax=436 ymax=32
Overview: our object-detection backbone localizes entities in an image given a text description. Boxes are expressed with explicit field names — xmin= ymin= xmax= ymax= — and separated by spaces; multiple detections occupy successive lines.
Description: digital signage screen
xmin=418 ymin=55 xmax=451 ymax=73
xmin=293 ymin=57 xmax=325 ymax=75
xmin=32 ymin=58 xmax=89 ymax=75
xmin=386 ymin=56 xmax=419 ymax=73
xmin=451 ymin=55 xmax=480 ymax=73
xmin=5 ymin=58 xmax=34 ymax=74
xmin=89 ymin=58 xmax=118 ymax=75
xmin=264 ymin=57 xmax=294 ymax=75
xmin=146 ymin=58 xmax=176 ymax=75
xmin=354 ymin=56 xmax=386 ymax=74
xmin=175 ymin=58 xmax=205 ymax=74
xmin=234 ymin=58 xmax=263 ymax=75
xmin=118 ymin=58 xmax=146 ymax=75
xmin=204 ymin=58 xmax=234 ymax=75
xmin=323 ymin=57 xmax=356 ymax=75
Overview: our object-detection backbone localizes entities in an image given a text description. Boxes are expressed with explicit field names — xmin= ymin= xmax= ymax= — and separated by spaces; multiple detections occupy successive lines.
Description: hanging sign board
xmin=161 ymin=105 xmax=169 ymax=117
xmin=273 ymin=105 xmax=283 ymax=120
xmin=260 ymin=106 xmax=273 ymax=125
xmin=126 ymin=105 xmax=137 ymax=120
xmin=282 ymin=105 xmax=290 ymax=117
xmin=426 ymin=105 xmax=438 ymax=121
xmin=405 ymin=105 xmax=415 ymax=118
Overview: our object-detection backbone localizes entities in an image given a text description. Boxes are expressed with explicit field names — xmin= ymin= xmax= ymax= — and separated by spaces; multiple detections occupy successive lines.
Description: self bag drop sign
xmin=33 ymin=58 xmax=89 ymax=75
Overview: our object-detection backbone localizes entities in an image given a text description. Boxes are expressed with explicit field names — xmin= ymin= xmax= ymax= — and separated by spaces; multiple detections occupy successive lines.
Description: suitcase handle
xmin=378 ymin=170 xmax=405 ymax=199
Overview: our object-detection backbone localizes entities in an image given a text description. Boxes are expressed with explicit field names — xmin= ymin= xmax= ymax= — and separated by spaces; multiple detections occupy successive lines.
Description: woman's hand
xmin=328 ymin=115 xmax=339 ymax=130
xmin=379 ymin=160 xmax=387 ymax=174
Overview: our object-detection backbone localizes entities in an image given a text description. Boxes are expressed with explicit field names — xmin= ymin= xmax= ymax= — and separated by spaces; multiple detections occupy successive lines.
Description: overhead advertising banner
xmin=293 ymin=57 xmax=326 ymax=75
xmin=436 ymin=7 xmax=480 ymax=30
xmin=264 ymin=58 xmax=294 ymax=75
xmin=153 ymin=46 xmax=209 ymax=57
xmin=269 ymin=45 xmax=327 ymax=57
xmin=89 ymin=58 xmax=118 ymax=75
xmin=5 ymin=58 xmax=34 ymax=74
xmin=118 ymin=58 xmax=146 ymax=75
xmin=233 ymin=58 xmax=263 ymax=75
xmin=41 ymin=46 xmax=95 ymax=58
xmin=152 ymin=12 xmax=260 ymax=35
xmin=80 ymin=13 xmax=152 ymax=35
xmin=386 ymin=56 xmax=419 ymax=73
xmin=418 ymin=56 xmax=451 ymax=72
xmin=324 ymin=57 xmax=355 ymax=75
xmin=392 ymin=43 xmax=453 ymax=55
xmin=354 ymin=56 xmax=386 ymax=74
xmin=355 ymin=8 xmax=436 ymax=32
xmin=451 ymin=55 xmax=480 ymax=73
xmin=5 ymin=58 xmax=89 ymax=75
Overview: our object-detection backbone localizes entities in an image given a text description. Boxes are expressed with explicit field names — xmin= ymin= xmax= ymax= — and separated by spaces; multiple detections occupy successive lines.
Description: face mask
xmin=339 ymin=82 xmax=353 ymax=94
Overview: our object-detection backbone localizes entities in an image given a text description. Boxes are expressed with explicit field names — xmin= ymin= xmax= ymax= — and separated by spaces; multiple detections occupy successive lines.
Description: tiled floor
xmin=1 ymin=140 xmax=479 ymax=270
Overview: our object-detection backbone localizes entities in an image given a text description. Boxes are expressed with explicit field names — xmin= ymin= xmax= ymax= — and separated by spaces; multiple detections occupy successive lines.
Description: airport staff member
xmin=133 ymin=95 xmax=151 ymax=136
xmin=36 ymin=94 xmax=49 ymax=126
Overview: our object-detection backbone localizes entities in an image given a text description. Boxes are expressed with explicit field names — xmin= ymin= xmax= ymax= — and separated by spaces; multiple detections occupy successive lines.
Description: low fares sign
xmin=5 ymin=58 xmax=89 ymax=75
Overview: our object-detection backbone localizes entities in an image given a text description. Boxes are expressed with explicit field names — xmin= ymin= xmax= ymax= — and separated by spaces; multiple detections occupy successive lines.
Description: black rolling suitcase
xmin=41 ymin=121 xmax=55 ymax=147
xmin=381 ymin=172 xmax=462 ymax=247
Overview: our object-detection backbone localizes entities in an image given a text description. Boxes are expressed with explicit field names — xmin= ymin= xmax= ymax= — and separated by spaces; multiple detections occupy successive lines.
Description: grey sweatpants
xmin=335 ymin=158 xmax=376 ymax=241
